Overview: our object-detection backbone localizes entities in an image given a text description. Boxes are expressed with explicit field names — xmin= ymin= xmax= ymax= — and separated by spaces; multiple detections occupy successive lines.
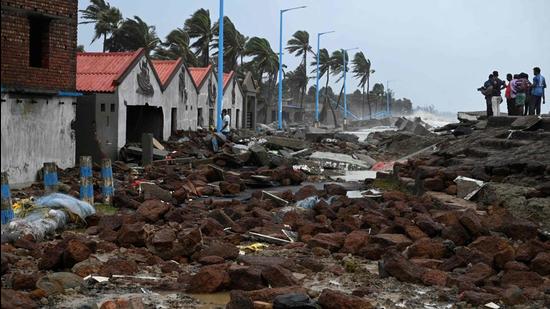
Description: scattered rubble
xmin=2 ymin=116 xmax=549 ymax=308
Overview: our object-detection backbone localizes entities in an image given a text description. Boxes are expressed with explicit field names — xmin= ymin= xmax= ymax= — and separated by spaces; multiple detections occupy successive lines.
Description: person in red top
xmin=505 ymin=73 xmax=514 ymax=115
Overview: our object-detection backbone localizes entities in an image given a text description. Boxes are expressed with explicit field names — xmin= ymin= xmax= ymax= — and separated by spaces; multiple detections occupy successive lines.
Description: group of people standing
xmin=479 ymin=67 xmax=546 ymax=117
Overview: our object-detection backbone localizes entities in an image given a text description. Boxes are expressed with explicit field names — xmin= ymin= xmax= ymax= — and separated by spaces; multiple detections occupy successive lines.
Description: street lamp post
xmin=342 ymin=47 xmax=359 ymax=128
xmin=314 ymin=31 xmax=334 ymax=127
xmin=278 ymin=5 xmax=306 ymax=130
xmin=216 ymin=0 xmax=224 ymax=132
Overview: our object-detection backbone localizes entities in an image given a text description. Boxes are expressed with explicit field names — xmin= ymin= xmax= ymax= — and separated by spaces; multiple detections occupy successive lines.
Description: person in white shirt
xmin=222 ymin=109 xmax=231 ymax=136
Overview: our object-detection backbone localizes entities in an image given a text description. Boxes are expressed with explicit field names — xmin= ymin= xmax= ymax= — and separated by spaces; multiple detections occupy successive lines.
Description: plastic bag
xmin=36 ymin=193 xmax=95 ymax=221
xmin=1 ymin=193 xmax=94 ymax=243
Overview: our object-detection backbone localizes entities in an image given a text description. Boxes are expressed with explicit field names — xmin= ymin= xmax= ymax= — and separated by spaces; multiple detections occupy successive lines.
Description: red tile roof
xmin=223 ymin=71 xmax=235 ymax=91
xmin=76 ymin=49 xmax=144 ymax=92
xmin=188 ymin=65 xmax=212 ymax=89
xmin=151 ymin=59 xmax=182 ymax=88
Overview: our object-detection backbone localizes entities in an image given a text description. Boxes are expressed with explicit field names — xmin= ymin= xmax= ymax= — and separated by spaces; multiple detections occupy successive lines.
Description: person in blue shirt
xmin=531 ymin=67 xmax=546 ymax=115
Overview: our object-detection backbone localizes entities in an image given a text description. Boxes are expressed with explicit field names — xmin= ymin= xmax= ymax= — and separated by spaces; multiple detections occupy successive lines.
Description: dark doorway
xmin=209 ymin=108 xmax=214 ymax=127
xmin=171 ymin=108 xmax=177 ymax=135
xmin=236 ymin=109 xmax=240 ymax=129
xmin=197 ymin=108 xmax=203 ymax=128
xmin=126 ymin=105 xmax=163 ymax=143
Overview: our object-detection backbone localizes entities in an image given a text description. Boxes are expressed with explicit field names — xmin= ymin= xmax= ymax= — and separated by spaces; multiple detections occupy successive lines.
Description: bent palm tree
xmin=184 ymin=9 xmax=212 ymax=67
xmin=311 ymin=48 xmax=338 ymax=126
xmin=212 ymin=16 xmax=248 ymax=72
xmin=79 ymin=0 xmax=122 ymax=52
xmin=107 ymin=16 xmax=160 ymax=52
xmin=153 ymin=28 xmax=197 ymax=66
xmin=352 ymin=52 xmax=373 ymax=119
xmin=286 ymin=30 xmax=312 ymax=108
xmin=245 ymin=37 xmax=279 ymax=121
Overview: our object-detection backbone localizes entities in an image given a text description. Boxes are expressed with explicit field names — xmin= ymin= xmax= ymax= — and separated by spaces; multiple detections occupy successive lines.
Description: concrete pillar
xmin=1 ymin=172 xmax=14 ymax=225
xmin=101 ymin=158 xmax=114 ymax=204
xmin=43 ymin=162 xmax=58 ymax=194
xmin=79 ymin=156 xmax=94 ymax=205
xmin=141 ymin=133 xmax=153 ymax=166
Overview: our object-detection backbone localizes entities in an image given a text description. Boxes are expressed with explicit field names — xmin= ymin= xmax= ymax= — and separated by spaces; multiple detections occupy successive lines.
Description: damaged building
xmin=75 ymin=49 xmax=246 ymax=162
xmin=1 ymin=0 xmax=79 ymax=186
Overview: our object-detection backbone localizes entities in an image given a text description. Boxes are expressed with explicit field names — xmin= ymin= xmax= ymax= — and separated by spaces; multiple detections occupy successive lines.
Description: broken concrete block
xmin=265 ymin=136 xmax=308 ymax=150
xmin=454 ymin=176 xmax=484 ymax=200
xmin=309 ymin=151 xmax=371 ymax=170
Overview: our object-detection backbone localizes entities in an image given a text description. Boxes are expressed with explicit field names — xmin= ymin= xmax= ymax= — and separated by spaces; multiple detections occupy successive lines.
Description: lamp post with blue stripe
xmin=278 ymin=5 xmax=306 ymax=130
xmin=216 ymin=0 xmax=225 ymax=132
xmin=314 ymin=31 xmax=335 ymax=127
xmin=342 ymin=47 xmax=359 ymax=128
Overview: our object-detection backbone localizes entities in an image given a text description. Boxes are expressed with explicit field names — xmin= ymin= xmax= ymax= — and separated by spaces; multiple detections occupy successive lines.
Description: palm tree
xmin=286 ymin=30 xmax=312 ymax=108
xmin=352 ymin=52 xmax=374 ymax=119
xmin=330 ymin=49 xmax=350 ymax=115
xmin=106 ymin=16 xmax=160 ymax=52
xmin=311 ymin=48 xmax=338 ymax=126
xmin=184 ymin=9 xmax=212 ymax=67
xmin=212 ymin=16 xmax=248 ymax=72
xmin=245 ymin=37 xmax=279 ymax=120
xmin=153 ymin=28 xmax=197 ymax=66
xmin=79 ymin=0 xmax=122 ymax=52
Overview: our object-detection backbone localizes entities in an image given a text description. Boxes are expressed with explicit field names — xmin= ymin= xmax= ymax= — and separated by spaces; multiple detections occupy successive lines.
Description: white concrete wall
xmin=222 ymin=80 xmax=244 ymax=129
xmin=1 ymin=94 xmax=76 ymax=186
xmin=196 ymin=72 xmax=217 ymax=129
xmin=116 ymin=57 xmax=169 ymax=149
xmin=163 ymin=66 xmax=197 ymax=131
xmin=94 ymin=93 xmax=119 ymax=158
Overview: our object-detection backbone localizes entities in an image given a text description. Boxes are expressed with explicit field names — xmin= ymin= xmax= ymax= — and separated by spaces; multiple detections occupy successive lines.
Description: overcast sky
xmin=77 ymin=0 xmax=550 ymax=113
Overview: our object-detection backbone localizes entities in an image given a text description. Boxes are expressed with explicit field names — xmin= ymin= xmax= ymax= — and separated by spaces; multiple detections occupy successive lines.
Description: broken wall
xmin=1 ymin=94 xmax=76 ymax=186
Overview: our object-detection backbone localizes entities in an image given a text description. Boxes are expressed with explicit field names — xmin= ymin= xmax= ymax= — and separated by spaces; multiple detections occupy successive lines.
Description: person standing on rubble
xmin=490 ymin=71 xmax=506 ymax=116
xmin=505 ymin=73 xmax=515 ymax=115
xmin=222 ymin=109 xmax=231 ymax=137
xmin=531 ymin=67 xmax=546 ymax=115
xmin=514 ymin=73 xmax=531 ymax=116
xmin=479 ymin=74 xmax=494 ymax=116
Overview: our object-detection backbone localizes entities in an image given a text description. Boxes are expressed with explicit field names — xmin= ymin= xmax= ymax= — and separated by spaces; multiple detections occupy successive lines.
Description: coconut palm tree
xmin=330 ymin=49 xmax=350 ymax=115
xmin=286 ymin=30 xmax=312 ymax=108
xmin=184 ymin=9 xmax=212 ymax=67
xmin=212 ymin=16 xmax=248 ymax=72
xmin=106 ymin=16 xmax=160 ymax=52
xmin=245 ymin=37 xmax=279 ymax=120
xmin=352 ymin=52 xmax=374 ymax=119
xmin=311 ymin=48 xmax=338 ymax=126
xmin=79 ymin=0 xmax=122 ymax=52
xmin=153 ymin=28 xmax=197 ymax=66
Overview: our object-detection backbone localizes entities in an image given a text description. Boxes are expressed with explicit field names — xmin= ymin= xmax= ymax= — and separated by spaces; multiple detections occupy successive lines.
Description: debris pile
xmin=1 ymin=116 xmax=549 ymax=308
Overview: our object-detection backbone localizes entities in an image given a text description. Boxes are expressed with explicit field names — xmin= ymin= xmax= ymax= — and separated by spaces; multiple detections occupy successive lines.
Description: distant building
xmin=1 ymin=0 xmax=79 ymax=186
xmin=241 ymin=72 xmax=259 ymax=129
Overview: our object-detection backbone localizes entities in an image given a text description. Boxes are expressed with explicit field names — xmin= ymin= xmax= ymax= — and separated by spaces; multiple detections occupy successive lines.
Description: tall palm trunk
xmin=300 ymin=52 xmax=306 ymax=108
xmin=361 ymin=84 xmax=365 ymax=120
xmin=367 ymin=76 xmax=372 ymax=118
xmin=203 ymin=44 xmax=209 ymax=66
xmin=103 ymin=33 xmax=107 ymax=52
xmin=324 ymin=70 xmax=338 ymax=127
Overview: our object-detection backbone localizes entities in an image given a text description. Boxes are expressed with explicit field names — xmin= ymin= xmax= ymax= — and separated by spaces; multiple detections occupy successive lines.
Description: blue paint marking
xmin=87 ymin=185 xmax=93 ymax=199
xmin=102 ymin=186 xmax=114 ymax=196
xmin=1 ymin=209 xmax=15 ymax=225
xmin=44 ymin=172 xmax=58 ymax=186
xmin=1 ymin=184 xmax=10 ymax=199
xmin=101 ymin=168 xmax=113 ymax=178
xmin=58 ymin=91 xmax=83 ymax=97
xmin=80 ymin=166 xmax=92 ymax=177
